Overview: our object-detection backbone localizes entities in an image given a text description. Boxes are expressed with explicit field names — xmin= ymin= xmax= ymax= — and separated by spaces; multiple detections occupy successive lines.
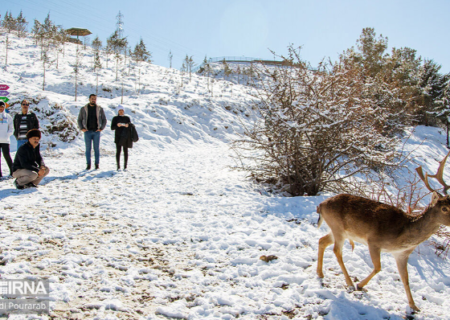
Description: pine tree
xmin=418 ymin=60 xmax=450 ymax=126
xmin=92 ymin=36 xmax=103 ymax=94
xmin=16 ymin=10 xmax=28 ymax=38
xmin=51 ymin=25 xmax=64 ymax=69
xmin=128 ymin=47 xmax=133 ymax=74
xmin=188 ymin=56 xmax=195 ymax=81
xmin=339 ymin=28 xmax=422 ymax=132
xmin=1 ymin=11 xmax=16 ymax=67
xmin=222 ymin=58 xmax=232 ymax=79
xmin=437 ymin=85 xmax=450 ymax=146
xmin=180 ymin=60 xmax=187 ymax=87
xmin=107 ymin=30 xmax=127 ymax=81
xmin=132 ymin=38 xmax=151 ymax=93
xmin=43 ymin=13 xmax=52 ymax=34
xmin=42 ymin=45 xmax=51 ymax=91
xmin=31 ymin=19 xmax=43 ymax=46
xmin=105 ymin=42 xmax=112 ymax=68
xmin=202 ymin=56 xmax=213 ymax=92
xmin=72 ymin=47 xmax=83 ymax=101
xmin=57 ymin=25 xmax=68 ymax=58
xmin=236 ymin=65 xmax=241 ymax=84
xmin=168 ymin=50 xmax=173 ymax=68
xmin=183 ymin=55 xmax=195 ymax=82
xmin=92 ymin=36 xmax=102 ymax=67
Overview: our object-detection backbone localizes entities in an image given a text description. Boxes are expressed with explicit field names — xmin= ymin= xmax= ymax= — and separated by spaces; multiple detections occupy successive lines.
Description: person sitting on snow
xmin=12 ymin=129 xmax=49 ymax=189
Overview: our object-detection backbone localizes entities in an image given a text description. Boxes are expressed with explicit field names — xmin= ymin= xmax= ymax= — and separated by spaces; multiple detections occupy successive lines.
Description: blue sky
xmin=3 ymin=0 xmax=450 ymax=72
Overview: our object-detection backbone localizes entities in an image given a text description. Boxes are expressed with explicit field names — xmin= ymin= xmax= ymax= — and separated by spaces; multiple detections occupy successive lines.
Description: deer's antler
xmin=416 ymin=151 xmax=450 ymax=196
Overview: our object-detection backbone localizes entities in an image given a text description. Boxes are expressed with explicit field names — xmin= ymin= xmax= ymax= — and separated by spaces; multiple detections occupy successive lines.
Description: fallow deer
xmin=316 ymin=151 xmax=450 ymax=311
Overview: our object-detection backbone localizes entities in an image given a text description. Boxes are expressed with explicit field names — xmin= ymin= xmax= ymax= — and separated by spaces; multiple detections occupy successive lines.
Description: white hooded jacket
xmin=0 ymin=111 xmax=14 ymax=144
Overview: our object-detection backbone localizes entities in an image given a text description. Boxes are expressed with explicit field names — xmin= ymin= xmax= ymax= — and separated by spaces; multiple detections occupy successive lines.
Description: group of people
xmin=0 ymin=99 xmax=47 ymax=189
xmin=0 ymin=94 xmax=137 ymax=190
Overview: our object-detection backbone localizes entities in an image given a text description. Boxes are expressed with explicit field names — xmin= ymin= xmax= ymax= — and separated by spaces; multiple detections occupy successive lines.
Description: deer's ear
xmin=431 ymin=192 xmax=441 ymax=206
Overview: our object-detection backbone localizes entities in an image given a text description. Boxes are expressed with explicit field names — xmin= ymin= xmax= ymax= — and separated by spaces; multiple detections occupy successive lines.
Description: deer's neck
xmin=406 ymin=208 xmax=440 ymax=244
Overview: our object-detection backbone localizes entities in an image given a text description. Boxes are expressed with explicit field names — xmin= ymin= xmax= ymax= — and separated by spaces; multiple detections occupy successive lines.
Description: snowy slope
xmin=1 ymin=33 xmax=259 ymax=154
xmin=0 ymin=32 xmax=450 ymax=320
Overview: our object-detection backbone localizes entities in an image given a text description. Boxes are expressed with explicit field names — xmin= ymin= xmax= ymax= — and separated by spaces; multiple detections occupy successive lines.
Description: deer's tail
xmin=317 ymin=204 xmax=323 ymax=228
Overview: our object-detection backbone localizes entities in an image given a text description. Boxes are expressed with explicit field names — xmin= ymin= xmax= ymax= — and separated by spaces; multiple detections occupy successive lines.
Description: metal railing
xmin=192 ymin=56 xmax=268 ymax=72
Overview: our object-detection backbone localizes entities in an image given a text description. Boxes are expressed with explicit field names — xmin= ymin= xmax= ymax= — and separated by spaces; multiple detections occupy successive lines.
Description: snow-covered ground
xmin=0 ymin=31 xmax=450 ymax=319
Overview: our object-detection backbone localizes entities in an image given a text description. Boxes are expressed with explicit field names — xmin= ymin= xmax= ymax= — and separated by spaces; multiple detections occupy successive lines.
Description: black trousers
xmin=116 ymin=144 xmax=128 ymax=168
xmin=0 ymin=143 xmax=13 ymax=176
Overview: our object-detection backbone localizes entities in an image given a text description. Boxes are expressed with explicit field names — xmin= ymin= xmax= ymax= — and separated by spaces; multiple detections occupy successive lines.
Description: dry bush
xmin=233 ymin=46 xmax=401 ymax=196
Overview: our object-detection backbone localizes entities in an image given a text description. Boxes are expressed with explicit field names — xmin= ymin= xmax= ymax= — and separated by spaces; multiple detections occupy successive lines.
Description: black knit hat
xmin=26 ymin=129 xmax=41 ymax=140
xmin=0 ymin=101 xmax=5 ymax=107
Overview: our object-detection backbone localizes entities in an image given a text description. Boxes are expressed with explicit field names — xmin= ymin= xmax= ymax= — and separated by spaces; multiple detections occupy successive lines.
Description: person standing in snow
xmin=12 ymin=129 xmax=49 ymax=189
xmin=77 ymin=94 xmax=107 ymax=170
xmin=0 ymin=101 xmax=14 ymax=179
xmin=13 ymin=99 xmax=40 ymax=150
xmin=111 ymin=105 xmax=131 ymax=170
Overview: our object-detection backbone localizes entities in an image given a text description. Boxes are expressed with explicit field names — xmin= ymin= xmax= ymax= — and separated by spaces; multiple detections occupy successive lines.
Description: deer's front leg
xmin=394 ymin=251 xmax=419 ymax=312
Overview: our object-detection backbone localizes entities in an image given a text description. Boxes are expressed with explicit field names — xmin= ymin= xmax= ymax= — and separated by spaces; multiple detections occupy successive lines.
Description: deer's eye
xmin=442 ymin=206 xmax=449 ymax=213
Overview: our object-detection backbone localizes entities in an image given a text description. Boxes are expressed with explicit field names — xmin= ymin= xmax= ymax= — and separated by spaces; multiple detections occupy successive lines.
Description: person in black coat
xmin=13 ymin=99 xmax=40 ymax=150
xmin=111 ymin=105 xmax=131 ymax=170
xmin=12 ymin=129 xmax=50 ymax=189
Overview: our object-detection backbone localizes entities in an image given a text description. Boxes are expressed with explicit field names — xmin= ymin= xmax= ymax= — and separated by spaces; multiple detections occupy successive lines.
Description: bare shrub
xmin=233 ymin=46 xmax=401 ymax=196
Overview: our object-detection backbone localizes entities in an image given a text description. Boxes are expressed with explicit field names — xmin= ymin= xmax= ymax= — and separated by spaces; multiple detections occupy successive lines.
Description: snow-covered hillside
xmin=1 ymin=32 xmax=450 ymax=320
xmin=1 ymin=33 xmax=259 ymax=154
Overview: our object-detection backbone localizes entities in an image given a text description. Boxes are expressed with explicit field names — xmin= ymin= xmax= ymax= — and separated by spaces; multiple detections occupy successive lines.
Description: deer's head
xmin=429 ymin=192 xmax=450 ymax=225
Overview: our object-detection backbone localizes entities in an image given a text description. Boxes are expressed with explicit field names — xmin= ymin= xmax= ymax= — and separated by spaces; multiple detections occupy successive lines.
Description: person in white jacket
xmin=0 ymin=101 xmax=14 ymax=178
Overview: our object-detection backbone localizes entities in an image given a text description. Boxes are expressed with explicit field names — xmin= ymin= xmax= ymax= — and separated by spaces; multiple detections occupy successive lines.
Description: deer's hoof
xmin=356 ymin=284 xmax=367 ymax=292
xmin=346 ymin=285 xmax=356 ymax=293
xmin=409 ymin=304 xmax=420 ymax=312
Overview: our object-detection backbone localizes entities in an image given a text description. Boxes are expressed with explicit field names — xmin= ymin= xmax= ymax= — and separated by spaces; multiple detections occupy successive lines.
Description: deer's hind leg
xmin=357 ymin=244 xmax=381 ymax=290
xmin=317 ymin=233 xmax=334 ymax=278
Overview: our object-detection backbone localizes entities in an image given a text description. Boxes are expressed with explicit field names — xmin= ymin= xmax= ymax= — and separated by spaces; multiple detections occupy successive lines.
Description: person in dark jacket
xmin=111 ymin=105 xmax=131 ymax=170
xmin=13 ymin=99 xmax=40 ymax=150
xmin=77 ymin=94 xmax=107 ymax=170
xmin=12 ymin=129 xmax=50 ymax=189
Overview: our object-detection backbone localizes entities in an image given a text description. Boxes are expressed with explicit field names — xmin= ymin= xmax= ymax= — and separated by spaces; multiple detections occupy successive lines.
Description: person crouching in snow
xmin=12 ymin=129 xmax=50 ymax=189
xmin=111 ymin=105 xmax=131 ymax=170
